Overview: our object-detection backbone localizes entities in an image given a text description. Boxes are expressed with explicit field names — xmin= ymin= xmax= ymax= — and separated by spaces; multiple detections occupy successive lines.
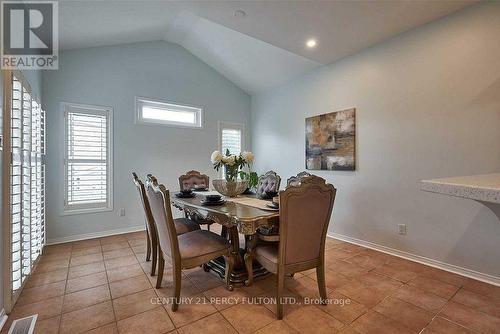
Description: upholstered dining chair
xmin=256 ymin=171 xmax=281 ymax=199
xmin=245 ymin=175 xmax=336 ymax=319
xmin=178 ymin=170 xmax=209 ymax=191
xmin=178 ymin=170 xmax=214 ymax=231
xmin=286 ymin=171 xmax=312 ymax=187
xmin=146 ymin=174 xmax=235 ymax=311
xmin=132 ymin=172 xmax=200 ymax=276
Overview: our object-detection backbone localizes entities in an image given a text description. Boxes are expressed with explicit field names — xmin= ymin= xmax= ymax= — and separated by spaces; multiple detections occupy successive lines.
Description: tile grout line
xmin=316 ymin=256 xmax=437 ymax=332
xmin=12 ymin=233 xmax=500 ymax=334
xmin=423 ymin=286 xmax=483 ymax=334
xmin=443 ymin=286 xmax=500 ymax=319
xmin=340 ymin=256 xmax=488 ymax=334
xmin=417 ymin=285 xmax=461 ymax=334
xmin=32 ymin=241 xmax=133 ymax=332
xmin=218 ymin=307 xmax=245 ymax=334
xmin=100 ymin=238 xmax=119 ymax=333
xmin=139 ymin=236 xmax=242 ymax=332
xmin=129 ymin=237 xmax=179 ymax=330
xmin=63 ymin=242 xmax=111 ymax=333
xmin=58 ymin=242 xmax=73 ymax=334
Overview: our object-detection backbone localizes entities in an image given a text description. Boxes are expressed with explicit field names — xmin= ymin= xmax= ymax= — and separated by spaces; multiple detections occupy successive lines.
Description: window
xmin=219 ymin=122 xmax=244 ymax=156
xmin=4 ymin=71 xmax=46 ymax=307
xmin=64 ymin=103 xmax=113 ymax=213
xmin=135 ymin=97 xmax=203 ymax=128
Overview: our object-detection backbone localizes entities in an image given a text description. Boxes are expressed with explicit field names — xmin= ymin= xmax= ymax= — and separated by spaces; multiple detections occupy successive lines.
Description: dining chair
xmin=256 ymin=171 xmax=281 ymax=199
xmin=132 ymin=172 xmax=201 ymax=276
xmin=178 ymin=170 xmax=209 ymax=191
xmin=245 ymin=175 xmax=336 ymax=319
xmin=286 ymin=171 xmax=312 ymax=187
xmin=146 ymin=174 xmax=235 ymax=311
xmin=178 ymin=170 xmax=214 ymax=231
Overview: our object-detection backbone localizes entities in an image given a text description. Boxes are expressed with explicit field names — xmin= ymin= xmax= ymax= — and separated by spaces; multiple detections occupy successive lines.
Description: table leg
xmin=202 ymin=229 xmax=269 ymax=286
xmin=220 ymin=226 xmax=228 ymax=239
xmin=244 ymin=234 xmax=258 ymax=286
xmin=228 ymin=226 xmax=243 ymax=268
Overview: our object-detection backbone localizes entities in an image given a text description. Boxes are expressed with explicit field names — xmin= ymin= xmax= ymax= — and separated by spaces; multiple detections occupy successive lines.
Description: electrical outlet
xmin=119 ymin=208 xmax=125 ymax=217
xmin=398 ymin=224 xmax=407 ymax=235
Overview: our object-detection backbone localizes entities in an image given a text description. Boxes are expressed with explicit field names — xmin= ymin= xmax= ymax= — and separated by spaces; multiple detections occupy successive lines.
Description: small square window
xmin=220 ymin=123 xmax=244 ymax=156
xmin=135 ymin=97 xmax=203 ymax=128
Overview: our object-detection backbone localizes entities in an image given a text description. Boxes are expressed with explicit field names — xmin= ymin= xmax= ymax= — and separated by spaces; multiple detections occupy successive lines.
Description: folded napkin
xmin=193 ymin=190 xmax=222 ymax=197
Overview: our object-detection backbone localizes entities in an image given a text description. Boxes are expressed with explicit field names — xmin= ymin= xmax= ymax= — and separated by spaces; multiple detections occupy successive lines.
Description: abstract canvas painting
xmin=305 ymin=108 xmax=356 ymax=171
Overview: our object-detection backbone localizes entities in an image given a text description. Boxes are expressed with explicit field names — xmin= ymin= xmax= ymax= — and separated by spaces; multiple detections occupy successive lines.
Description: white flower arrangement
xmin=211 ymin=149 xmax=255 ymax=182
xmin=241 ymin=151 xmax=254 ymax=164
xmin=210 ymin=151 xmax=223 ymax=164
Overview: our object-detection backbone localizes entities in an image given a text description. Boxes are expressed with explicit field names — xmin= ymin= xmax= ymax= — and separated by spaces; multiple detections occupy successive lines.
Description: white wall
xmin=251 ymin=3 xmax=500 ymax=278
xmin=42 ymin=41 xmax=251 ymax=242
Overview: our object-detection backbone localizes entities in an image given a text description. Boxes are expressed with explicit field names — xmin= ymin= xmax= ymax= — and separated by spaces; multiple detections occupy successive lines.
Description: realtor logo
xmin=1 ymin=0 xmax=58 ymax=69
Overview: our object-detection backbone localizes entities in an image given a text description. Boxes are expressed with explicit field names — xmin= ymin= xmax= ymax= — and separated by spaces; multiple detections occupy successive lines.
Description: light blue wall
xmin=251 ymin=3 xmax=500 ymax=278
xmin=42 ymin=41 xmax=251 ymax=242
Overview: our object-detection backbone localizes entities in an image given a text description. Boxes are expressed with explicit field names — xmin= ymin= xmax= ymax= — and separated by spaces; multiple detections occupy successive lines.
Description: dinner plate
xmin=201 ymin=200 xmax=226 ymax=206
xmin=265 ymin=203 xmax=279 ymax=210
xmin=175 ymin=193 xmax=196 ymax=198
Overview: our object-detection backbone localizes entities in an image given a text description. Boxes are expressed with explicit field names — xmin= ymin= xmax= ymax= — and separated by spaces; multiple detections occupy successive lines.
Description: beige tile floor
xmin=3 ymin=229 xmax=500 ymax=334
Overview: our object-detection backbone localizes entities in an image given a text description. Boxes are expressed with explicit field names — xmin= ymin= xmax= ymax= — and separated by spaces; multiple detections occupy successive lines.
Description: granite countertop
xmin=421 ymin=173 xmax=500 ymax=204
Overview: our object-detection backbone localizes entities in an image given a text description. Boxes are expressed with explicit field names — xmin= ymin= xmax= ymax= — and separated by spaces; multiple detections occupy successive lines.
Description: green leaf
xmin=248 ymin=172 xmax=258 ymax=188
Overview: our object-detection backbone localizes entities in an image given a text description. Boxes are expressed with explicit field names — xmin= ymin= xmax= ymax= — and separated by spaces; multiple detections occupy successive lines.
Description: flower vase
xmin=224 ymin=165 xmax=239 ymax=182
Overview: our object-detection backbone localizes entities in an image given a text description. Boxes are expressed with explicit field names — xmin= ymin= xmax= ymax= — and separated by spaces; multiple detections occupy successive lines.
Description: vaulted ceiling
xmin=59 ymin=0 xmax=476 ymax=94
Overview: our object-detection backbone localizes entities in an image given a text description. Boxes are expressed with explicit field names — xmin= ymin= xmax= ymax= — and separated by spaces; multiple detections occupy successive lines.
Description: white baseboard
xmin=0 ymin=308 xmax=7 ymax=332
xmin=45 ymin=227 xmax=499 ymax=285
xmin=329 ymin=232 xmax=500 ymax=287
xmin=47 ymin=225 xmax=146 ymax=245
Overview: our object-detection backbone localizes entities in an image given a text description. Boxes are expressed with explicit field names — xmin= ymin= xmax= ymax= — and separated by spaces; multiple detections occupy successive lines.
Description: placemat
xmin=227 ymin=196 xmax=278 ymax=211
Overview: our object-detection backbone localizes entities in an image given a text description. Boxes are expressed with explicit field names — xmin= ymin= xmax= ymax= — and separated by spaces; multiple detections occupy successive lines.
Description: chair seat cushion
xmin=193 ymin=218 xmax=214 ymax=225
xmin=174 ymin=218 xmax=201 ymax=235
xmin=256 ymin=243 xmax=278 ymax=263
xmin=178 ymin=230 xmax=230 ymax=261
xmin=255 ymin=243 xmax=279 ymax=273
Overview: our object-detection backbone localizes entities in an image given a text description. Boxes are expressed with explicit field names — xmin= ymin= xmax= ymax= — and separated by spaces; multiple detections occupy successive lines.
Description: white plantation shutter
xmin=21 ymin=84 xmax=32 ymax=280
xmin=11 ymin=76 xmax=23 ymax=290
xmin=222 ymin=129 xmax=241 ymax=156
xmin=64 ymin=104 xmax=113 ymax=212
xmin=30 ymin=101 xmax=45 ymax=263
xmin=9 ymin=74 xmax=46 ymax=293
xmin=220 ymin=122 xmax=244 ymax=156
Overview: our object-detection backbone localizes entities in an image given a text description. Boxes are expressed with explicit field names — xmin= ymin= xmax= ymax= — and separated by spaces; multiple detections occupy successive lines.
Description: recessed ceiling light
xmin=306 ymin=39 xmax=317 ymax=48
xmin=234 ymin=10 xmax=246 ymax=18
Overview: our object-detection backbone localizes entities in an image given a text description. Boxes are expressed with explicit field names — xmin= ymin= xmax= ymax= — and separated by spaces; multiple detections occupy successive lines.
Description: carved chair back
xmin=178 ymin=170 xmax=209 ymax=191
xmin=279 ymin=175 xmax=336 ymax=266
xmin=286 ymin=171 xmax=312 ymax=188
xmin=132 ymin=172 xmax=157 ymax=242
xmin=146 ymin=175 xmax=181 ymax=264
xmin=256 ymin=171 xmax=281 ymax=198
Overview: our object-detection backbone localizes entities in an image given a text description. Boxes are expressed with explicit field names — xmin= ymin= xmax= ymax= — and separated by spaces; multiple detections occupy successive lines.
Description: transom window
xmin=63 ymin=103 xmax=113 ymax=213
xmin=135 ymin=97 xmax=203 ymax=128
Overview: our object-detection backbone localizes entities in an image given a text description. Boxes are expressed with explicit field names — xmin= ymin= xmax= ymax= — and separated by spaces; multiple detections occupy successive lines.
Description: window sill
xmin=61 ymin=206 xmax=113 ymax=216
xmin=134 ymin=119 xmax=204 ymax=130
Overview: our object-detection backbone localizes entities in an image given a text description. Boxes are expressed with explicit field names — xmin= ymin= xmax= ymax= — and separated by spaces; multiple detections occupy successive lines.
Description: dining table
xmin=171 ymin=191 xmax=279 ymax=286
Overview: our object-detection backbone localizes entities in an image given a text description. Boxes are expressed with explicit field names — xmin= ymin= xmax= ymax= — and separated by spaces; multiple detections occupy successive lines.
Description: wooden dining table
xmin=171 ymin=192 xmax=279 ymax=285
